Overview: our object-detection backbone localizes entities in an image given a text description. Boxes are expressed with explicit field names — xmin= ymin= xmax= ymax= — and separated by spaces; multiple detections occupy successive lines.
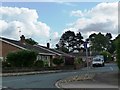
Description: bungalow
xmin=35 ymin=45 xmax=75 ymax=65
xmin=0 ymin=35 xmax=74 ymax=67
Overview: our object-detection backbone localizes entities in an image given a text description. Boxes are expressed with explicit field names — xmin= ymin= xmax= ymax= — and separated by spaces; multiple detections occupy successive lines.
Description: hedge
xmin=52 ymin=57 xmax=64 ymax=66
xmin=6 ymin=50 xmax=37 ymax=67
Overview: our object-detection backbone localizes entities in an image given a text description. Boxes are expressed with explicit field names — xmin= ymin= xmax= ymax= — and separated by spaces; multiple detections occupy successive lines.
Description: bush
xmin=74 ymin=57 xmax=83 ymax=65
xmin=52 ymin=57 xmax=64 ymax=66
xmin=6 ymin=50 xmax=37 ymax=67
xmin=64 ymin=57 xmax=74 ymax=65
xmin=34 ymin=60 xmax=44 ymax=67
xmin=116 ymin=38 xmax=120 ymax=70
xmin=2 ymin=61 xmax=11 ymax=68
xmin=44 ymin=60 xmax=49 ymax=67
xmin=100 ymin=51 xmax=112 ymax=62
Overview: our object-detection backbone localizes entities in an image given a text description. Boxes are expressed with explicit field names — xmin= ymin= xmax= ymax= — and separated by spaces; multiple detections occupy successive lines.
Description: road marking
xmin=3 ymin=78 xmax=26 ymax=83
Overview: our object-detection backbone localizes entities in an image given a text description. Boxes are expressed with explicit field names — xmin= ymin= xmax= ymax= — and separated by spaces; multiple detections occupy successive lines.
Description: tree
xmin=106 ymin=33 xmax=112 ymax=40
xmin=56 ymin=31 xmax=83 ymax=53
xmin=115 ymin=34 xmax=120 ymax=69
xmin=100 ymin=51 xmax=112 ymax=62
xmin=89 ymin=32 xmax=111 ymax=52
xmin=25 ymin=38 xmax=38 ymax=45
xmin=73 ymin=32 xmax=84 ymax=52
xmin=105 ymin=33 xmax=114 ymax=54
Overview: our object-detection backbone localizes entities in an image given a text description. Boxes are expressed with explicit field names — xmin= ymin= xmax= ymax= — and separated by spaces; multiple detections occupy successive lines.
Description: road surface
xmin=2 ymin=63 xmax=118 ymax=89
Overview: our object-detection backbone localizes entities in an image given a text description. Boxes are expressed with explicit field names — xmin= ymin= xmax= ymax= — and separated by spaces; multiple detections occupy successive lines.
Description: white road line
xmin=3 ymin=78 xmax=26 ymax=83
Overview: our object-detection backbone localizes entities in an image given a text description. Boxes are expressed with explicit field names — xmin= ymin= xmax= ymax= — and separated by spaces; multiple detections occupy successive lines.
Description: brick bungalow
xmin=0 ymin=35 xmax=74 ymax=67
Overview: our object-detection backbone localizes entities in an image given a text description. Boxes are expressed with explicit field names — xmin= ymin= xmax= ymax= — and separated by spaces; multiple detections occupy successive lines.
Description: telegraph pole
xmin=84 ymin=41 xmax=88 ymax=68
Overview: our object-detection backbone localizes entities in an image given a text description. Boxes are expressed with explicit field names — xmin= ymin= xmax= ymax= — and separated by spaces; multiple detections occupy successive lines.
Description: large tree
xmin=89 ymin=32 xmax=111 ymax=52
xmin=73 ymin=32 xmax=84 ymax=52
xmin=116 ymin=34 xmax=120 ymax=69
xmin=56 ymin=31 xmax=83 ymax=52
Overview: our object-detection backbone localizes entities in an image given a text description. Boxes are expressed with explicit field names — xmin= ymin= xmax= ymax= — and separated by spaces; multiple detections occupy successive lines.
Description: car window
xmin=93 ymin=59 xmax=101 ymax=61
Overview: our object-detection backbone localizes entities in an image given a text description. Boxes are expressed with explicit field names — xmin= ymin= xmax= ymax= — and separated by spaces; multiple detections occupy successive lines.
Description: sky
xmin=0 ymin=1 xmax=118 ymax=47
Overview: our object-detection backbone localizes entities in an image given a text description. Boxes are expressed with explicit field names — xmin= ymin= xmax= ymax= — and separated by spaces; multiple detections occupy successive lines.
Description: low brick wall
xmin=2 ymin=64 xmax=85 ymax=73
xmin=2 ymin=67 xmax=59 ymax=73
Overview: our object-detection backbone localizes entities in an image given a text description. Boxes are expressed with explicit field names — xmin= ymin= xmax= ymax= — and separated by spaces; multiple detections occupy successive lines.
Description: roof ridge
xmin=34 ymin=45 xmax=61 ymax=55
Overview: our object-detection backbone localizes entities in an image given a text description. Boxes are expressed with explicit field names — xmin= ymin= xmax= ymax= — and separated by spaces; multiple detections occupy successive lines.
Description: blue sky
xmin=2 ymin=2 xmax=99 ymax=33
xmin=1 ymin=2 xmax=118 ymax=47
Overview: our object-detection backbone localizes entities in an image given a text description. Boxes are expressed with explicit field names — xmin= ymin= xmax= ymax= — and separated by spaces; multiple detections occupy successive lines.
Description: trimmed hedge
xmin=34 ymin=60 xmax=44 ymax=67
xmin=6 ymin=50 xmax=37 ymax=67
xmin=52 ymin=57 xmax=64 ymax=66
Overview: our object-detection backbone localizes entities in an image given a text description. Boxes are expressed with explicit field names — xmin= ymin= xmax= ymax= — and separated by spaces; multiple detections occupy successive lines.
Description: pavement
xmin=1 ymin=70 xmax=63 ymax=77
xmin=56 ymin=71 xmax=120 ymax=90
xmin=2 ymin=63 xmax=119 ymax=89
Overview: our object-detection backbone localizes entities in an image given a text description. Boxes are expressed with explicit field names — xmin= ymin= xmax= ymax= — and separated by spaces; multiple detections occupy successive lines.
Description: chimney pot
xmin=47 ymin=43 xmax=50 ymax=48
xmin=20 ymin=35 xmax=26 ymax=44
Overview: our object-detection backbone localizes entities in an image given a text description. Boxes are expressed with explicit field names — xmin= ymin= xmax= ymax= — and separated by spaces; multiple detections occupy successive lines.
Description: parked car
xmin=92 ymin=55 xmax=105 ymax=67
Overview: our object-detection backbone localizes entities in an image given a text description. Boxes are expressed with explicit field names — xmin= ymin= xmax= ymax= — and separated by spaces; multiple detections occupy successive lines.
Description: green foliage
xmin=52 ymin=57 xmax=64 ymax=65
xmin=2 ymin=61 xmax=11 ymax=68
xmin=34 ymin=60 xmax=44 ymax=67
xmin=100 ymin=51 xmax=112 ymax=62
xmin=89 ymin=32 xmax=112 ymax=53
xmin=74 ymin=57 xmax=83 ymax=65
xmin=56 ymin=31 xmax=83 ymax=53
xmin=116 ymin=35 xmax=120 ymax=69
xmin=44 ymin=60 xmax=49 ymax=67
xmin=6 ymin=50 xmax=37 ymax=67
xmin=25 ymin=38 xmax=38 ymax=45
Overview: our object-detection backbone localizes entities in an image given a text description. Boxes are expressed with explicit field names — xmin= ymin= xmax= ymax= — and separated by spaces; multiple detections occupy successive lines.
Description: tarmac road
xmin=2 ymin=63 xmax=119 ymax=89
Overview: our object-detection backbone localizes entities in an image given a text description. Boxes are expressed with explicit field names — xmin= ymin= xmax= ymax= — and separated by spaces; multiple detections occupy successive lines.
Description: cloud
xmin=67 ymin=2 xmax=118 ymax=39
xmin=71 ymin=10 xmax=83 ymax=17
xmin=55 ymin=2 xmax=77 ymax=7
xmin=0 ymin=7 xmax=50 ymax=40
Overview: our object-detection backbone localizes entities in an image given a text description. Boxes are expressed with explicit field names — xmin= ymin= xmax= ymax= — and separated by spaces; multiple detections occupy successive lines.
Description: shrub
xmin=2 ymin=61 xmax=11 ymax=68
xmin=64 ymin=57 xmax=74 ymax=65
xmin=44 ymin=60 xmax=49 ymax=67
xmin=34 ymin=60 xmax=44 ymax=67
xmin=100 ymin=51 xmax=112 ymax=62
xmin=52 ymin=57 xmax=64 ymax=66
xmin=6 ymin=50 xmax=37 ymax=67
xmin=116 ymin=38 xmax=120 ymax=70
xmin=74 ymin=57 xmax=83 ymax=65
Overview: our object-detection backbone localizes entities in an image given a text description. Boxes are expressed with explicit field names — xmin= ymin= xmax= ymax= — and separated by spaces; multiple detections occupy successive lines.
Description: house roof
xmin=36 ymin=45 xmax=74 ymax=57
xmin=0 ymin=37 xmax=55 ymax=56
xmin=0 ymin=37 xmax=74 ymax=57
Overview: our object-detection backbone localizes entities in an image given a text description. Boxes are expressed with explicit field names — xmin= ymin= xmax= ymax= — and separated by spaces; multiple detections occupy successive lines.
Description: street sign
xmin=84 ymin=41 xmax=87 ymax=49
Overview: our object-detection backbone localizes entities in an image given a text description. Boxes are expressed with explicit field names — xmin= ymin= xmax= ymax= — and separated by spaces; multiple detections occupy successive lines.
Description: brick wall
xmin=0 ymin=41 xmax=21 ymax=58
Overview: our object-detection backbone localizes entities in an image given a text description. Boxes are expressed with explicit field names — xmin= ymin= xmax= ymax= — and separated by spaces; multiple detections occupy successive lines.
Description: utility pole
xmin=84 ymin=41 xmax=88 ymax=68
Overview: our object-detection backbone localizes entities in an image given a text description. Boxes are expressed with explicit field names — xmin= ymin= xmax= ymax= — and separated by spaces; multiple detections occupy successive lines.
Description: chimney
xmin=20 ymin=35 xmax=26 ymax=44
xmin=47 ymin=43 xmax=50 ymax=48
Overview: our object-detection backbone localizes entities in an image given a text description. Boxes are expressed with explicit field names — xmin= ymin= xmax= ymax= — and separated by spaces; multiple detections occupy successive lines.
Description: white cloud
xmin=71 ymin=10 xmax=83 ymax=17
xmin=0 ymin=7 xmax=50 ymax=40
xmin=53 ymin=32 xmax=59 ymax=39
xmin=67 ymin=2 xmax=118 ymax=39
